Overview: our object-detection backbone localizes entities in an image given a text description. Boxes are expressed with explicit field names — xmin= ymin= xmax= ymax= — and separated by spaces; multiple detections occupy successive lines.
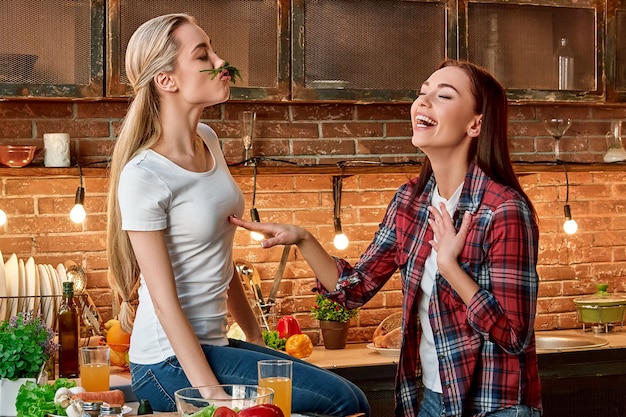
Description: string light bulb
xmin=70 ymin=164 xmax=86 ymax=224
xmin=249 ymin=163 xmax=265 ymax=241
xmin=332 ymin=174 xmax=349 ymax=250
xmin=561 ymin=163 xmax=578 ymax=234
xmin=563 ymin=204 xmax=578 ymax=235
xmin=249 ymin=207 xmax=265 ymax=241
xmin=0 ymin=208 xmax=6 ymax=226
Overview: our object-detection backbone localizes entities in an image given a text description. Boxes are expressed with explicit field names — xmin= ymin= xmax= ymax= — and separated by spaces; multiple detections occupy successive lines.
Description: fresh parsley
xmin=200 ymin=62 xmax=241 ymax=84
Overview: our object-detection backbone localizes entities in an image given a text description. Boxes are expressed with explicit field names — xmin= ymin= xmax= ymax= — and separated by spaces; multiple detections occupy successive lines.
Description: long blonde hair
xmin=106 ymin=13 xmax=195 ymax=333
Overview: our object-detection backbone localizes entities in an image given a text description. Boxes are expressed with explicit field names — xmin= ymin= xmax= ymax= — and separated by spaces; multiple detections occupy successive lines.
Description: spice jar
xmin=82 ymin=401 xmax=102 ymax=417
xmin=99 ymin=403 xmax=123 ymax=417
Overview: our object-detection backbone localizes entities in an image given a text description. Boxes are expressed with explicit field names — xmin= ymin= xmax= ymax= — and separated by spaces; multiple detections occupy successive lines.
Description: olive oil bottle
xmin=58 ymin=281 xmax=80 ymax=377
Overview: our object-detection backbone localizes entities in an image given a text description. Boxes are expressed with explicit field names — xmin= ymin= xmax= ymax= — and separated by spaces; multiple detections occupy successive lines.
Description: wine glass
xmin=543 ymin=118 xmax=572 ymax=161
xmin=240 ymin=111 xmax=256 ymax=165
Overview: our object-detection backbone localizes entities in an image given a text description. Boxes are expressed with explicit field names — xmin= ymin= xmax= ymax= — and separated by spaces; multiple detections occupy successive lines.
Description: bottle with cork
xmin=58 ymin=281 xmax=80 ymax=378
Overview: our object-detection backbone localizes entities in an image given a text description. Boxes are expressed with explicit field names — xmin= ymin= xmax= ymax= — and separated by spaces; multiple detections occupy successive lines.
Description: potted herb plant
xmin=0 ymin=312 xmax=56 ymax=416
xmin=310 ymin=294 xmax=359 ymax=349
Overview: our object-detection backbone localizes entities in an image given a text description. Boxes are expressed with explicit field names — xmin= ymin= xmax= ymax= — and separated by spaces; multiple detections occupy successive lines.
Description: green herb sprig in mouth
xmin=200 ymin=62 xmax=241 ymax=84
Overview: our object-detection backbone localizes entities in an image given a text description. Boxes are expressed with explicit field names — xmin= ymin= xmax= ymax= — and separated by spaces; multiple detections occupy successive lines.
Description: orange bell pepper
xmin=285 ymin=333 xmax=314 ymax=359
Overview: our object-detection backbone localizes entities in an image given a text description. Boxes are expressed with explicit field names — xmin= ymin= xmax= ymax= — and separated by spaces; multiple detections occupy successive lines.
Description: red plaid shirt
xmin=319 ymin=162 xmax=542 ymax=416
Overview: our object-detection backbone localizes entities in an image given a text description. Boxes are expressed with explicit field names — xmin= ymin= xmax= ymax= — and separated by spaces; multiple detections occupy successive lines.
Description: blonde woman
xmin=106 ymin=13 xmax=369 ymax=414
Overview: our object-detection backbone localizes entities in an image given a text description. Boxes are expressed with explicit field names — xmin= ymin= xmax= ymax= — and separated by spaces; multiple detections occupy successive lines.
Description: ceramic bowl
xmin=0 ymin=145 xmax=37 ymax=167
xmin=175 ymin=385 xmax=274 ymax=416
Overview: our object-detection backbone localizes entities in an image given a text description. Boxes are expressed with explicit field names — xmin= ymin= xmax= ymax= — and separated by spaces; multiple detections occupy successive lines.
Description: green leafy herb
xmin=188 ymin=404 xmax=217 ymax=417
xmin=0 ymin=312 xmax=57 ymax=379
xmin=310 ymin=294 xmax=359 ymax=323
xmin=199 ymin=62 xmax=241 ymax=84
xmin=15 ymin=378 xmax=77 ymax=417
xmin=262 ymin=330 xmax=287 ymax=351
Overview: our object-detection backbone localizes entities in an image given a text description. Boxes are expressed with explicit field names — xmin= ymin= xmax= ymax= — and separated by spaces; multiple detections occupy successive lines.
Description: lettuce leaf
xmin=16 ymin=378 xmax=77 ymax=417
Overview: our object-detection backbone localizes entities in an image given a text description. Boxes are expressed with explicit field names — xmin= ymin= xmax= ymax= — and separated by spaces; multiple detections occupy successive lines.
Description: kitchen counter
xmin=117 ymin=329 xmax=626 ymax=416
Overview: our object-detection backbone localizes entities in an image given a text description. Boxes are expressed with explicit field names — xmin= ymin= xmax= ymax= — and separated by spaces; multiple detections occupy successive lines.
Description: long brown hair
xmin=106 ymin=14 xmax=195 ymax=333
xmin=414 ymin=60 xmax=536 ymax=218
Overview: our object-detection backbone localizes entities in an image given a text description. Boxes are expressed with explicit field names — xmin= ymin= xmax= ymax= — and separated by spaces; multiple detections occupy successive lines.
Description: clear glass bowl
xmin=175 ymin=384 xmax=274 ymax=416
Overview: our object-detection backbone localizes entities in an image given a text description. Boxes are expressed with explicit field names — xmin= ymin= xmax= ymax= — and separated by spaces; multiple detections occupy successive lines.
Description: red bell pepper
xmin=239 ymin=404 xmax=284 ymax=417
xmin=276 ymin=315 xmax=302 ymax=339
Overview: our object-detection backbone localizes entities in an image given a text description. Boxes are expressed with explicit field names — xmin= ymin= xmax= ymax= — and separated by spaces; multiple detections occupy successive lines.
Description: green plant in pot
xmin=0 ymin=312 xmax=57 ymax=416
xmin=310 ymin=294 xmax=359 ymax=349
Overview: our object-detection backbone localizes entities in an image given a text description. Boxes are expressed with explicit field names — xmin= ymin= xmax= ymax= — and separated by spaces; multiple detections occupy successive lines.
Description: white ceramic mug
xmin=43 ymin=133 xmax=70 ymax=167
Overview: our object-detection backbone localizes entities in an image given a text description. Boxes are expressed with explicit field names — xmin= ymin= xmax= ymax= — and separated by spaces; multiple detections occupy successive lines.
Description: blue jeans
xmin=417 ymin=388 xmax=541 ymax=417
xmin=130 ymin=339 xmax=370 ymax=416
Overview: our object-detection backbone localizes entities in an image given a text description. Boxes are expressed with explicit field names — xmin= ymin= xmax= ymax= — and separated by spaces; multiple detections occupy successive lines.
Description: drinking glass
xmin=240 ymin=111 xmax=256 ymax=165
xmin=258 ymin=359 xmax=292 ymax=417
xmin=79 ymin=346 xmax=110 ymax=392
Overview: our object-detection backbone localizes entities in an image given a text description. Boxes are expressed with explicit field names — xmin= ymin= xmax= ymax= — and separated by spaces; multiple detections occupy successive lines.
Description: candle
xmin=43 ymin=133 xmax=70 ymax=167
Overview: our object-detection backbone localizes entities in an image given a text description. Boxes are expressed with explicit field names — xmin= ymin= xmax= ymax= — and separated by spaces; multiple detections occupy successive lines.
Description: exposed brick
xmin=321 ymin=122 xmax=384 ymax=138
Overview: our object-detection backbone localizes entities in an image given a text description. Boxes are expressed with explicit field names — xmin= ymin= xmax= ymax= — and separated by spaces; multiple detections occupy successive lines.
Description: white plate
xmin=48 ymin=264 xmax=62 ymax=315
xmin=0 ymin=249 xmax=7 ymax=320
xmin=366 ymin=343 xmax=401 ymax=357
xmin=4 ymin=253 xmax=19 ymax=317
xmin=38 ymin=264 xmax=55 ymax=328
xmin=18 ymin=258 xmax=26 ymax=311
xmin=25 ymin=257 xmax=39 ymax=312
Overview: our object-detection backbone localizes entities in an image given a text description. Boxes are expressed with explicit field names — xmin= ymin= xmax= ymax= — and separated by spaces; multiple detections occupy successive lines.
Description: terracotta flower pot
xmin=319 ymin=320 xmax=350 ymax=349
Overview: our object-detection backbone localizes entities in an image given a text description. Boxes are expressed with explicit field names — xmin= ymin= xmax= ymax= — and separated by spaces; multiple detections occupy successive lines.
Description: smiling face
xmin=165 ymin=22 xmax=231 ymax=107
xmin=410 ymin=66 xmax=482 ymax=162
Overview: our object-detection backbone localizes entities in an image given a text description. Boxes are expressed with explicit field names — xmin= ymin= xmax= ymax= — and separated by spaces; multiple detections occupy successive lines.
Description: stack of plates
xmin=1 ymin=250 xmax=69 ymax=328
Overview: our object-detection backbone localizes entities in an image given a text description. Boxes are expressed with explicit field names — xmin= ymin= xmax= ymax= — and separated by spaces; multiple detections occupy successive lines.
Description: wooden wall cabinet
xmin=0 ymin=0 xmax=624 ymax=103
xmin=0 ymin=0 xmax=104 ymax=98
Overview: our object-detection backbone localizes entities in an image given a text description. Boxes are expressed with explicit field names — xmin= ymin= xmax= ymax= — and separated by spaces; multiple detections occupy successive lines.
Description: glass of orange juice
xmin=79 ymin=346 xmax=110 ymax=392
xmin=258 ymin=359 xmax=292 ymax=417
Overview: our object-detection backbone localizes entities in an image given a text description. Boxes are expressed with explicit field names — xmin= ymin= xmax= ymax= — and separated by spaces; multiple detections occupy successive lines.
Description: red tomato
xmin=238 ymin=404 xmax=285 ymax=417
xmin=213 ymin=406 xmax=238 ymax=417
xmin=276 ymin=315 xmax=302 ymax=339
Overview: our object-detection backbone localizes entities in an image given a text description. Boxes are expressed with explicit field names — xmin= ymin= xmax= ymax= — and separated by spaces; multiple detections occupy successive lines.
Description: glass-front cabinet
xmin=106 ymin=0 xmax=290 ymax=100
xmin=0 ymin=0 xmax=103 ymax=98
xmin=461 ymin=0 xmax=602 ymax=101
xmin=0 ymin=0 xmax=623 ymax=102
xmin=290 ymin=0 xmax=452 ymax=102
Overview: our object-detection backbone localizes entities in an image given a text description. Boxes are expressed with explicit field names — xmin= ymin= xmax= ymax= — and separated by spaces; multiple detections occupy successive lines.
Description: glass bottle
xmin=555 ymin=37 xmax=574 ymax=90
xmin=58 ymin=281 xmax=80 ymax=378
xmin=603 ymin=119 xmax=626 ymax=162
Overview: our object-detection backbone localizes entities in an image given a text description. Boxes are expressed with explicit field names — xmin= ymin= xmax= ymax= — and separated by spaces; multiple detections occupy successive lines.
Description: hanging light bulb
xmin=561 ymin=163 xmax=577 ymax=235
xmin=0 ymin=208 xmax=7 ymax=226
xmin=563 ymin=204 xmax=578 ymax=235
xmin=249 ymin=207 xmax=265 ymax=241
xmin=332 ymin=174 xmax=349 ymax=250
xmin=70 ymin=186 xmax=86 ymax=224
xmin=333 ymin=218 xmax=349 ymax=250
xmin=70 ymin=164 xmax=86 ymax=224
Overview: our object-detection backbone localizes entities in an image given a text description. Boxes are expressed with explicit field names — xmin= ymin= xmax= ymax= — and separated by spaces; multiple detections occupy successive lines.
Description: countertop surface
xmin=115 ymin=328 xmax=626 ymax=415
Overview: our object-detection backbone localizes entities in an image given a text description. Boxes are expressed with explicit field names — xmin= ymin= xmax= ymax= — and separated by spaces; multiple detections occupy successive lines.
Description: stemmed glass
xmin=543 ymin=118 xmax=572 ymax=161
xmin=240 ymin=111 xmax=256 ymax=165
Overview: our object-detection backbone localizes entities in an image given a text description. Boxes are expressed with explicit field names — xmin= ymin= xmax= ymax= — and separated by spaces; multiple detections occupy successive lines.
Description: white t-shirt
xmin=118 ymin=123 xmax=245 ymax=364
xmin=418 ymin=182 xmax=463 ymax=394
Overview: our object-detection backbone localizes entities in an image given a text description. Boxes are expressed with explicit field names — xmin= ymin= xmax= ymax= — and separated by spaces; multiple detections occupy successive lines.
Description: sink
xmin=536 ymin=333 xmax=608 ymax=351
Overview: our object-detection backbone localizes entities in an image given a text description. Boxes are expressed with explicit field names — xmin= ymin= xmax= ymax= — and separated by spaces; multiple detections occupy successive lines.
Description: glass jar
xmin=603 ymin=119 xmax=626 ymax=162
xmin=99 ymin=403 xmax=123 ymax=417
xmin=82 ymin=401 xmax=102 ymax=417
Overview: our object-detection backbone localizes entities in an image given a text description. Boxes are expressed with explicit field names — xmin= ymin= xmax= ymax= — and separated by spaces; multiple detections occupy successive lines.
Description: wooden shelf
xmin=1 ymin=161 xmax=625 ymax=178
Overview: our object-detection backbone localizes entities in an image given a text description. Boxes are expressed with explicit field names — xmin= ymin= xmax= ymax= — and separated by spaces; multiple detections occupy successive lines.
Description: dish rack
xmin=1 ymin=294 xmax=100 ymax=337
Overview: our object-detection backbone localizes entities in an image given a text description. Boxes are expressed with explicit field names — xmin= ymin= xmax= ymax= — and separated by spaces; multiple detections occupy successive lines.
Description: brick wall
xmin=1 ymin=99 xmax=626 ymax=344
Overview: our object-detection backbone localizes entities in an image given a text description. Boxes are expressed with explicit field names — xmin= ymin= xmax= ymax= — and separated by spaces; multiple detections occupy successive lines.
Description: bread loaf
xmin=373 ymin=311 xmax=402 ymax=348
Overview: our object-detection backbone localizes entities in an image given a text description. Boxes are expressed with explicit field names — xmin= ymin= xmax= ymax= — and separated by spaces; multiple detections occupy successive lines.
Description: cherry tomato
xmin=238 ymin=403 xmax=285 ymax=417
xmin=213 ymin=406 xmax=238 ymax=417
